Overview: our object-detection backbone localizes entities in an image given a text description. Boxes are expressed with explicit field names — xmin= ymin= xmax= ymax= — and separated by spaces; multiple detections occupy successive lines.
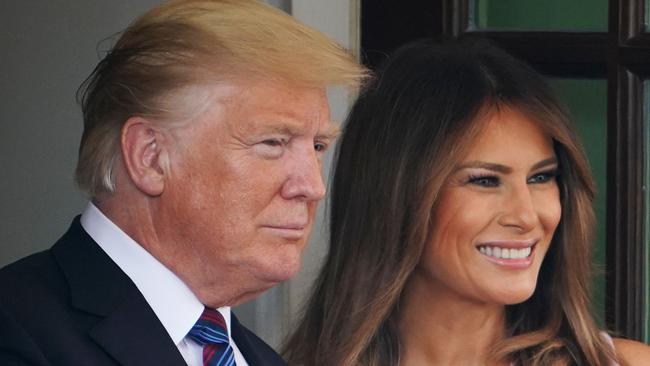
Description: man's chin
xmin=227 ymin=273 xmax=294 ymax=306
xmin=258 ymin=244 xmax=304 ymax=278
xmin=205 ymin=254 xmax=304 ymax=307
xmin=228 ymin=288 xmax=273 ymax=306
xmin=261 ymin=259 xmax=302 ymax=284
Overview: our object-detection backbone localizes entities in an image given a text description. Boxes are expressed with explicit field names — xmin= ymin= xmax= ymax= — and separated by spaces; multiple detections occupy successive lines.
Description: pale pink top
xmin=601 ymin=332 xmax=620 ymax=366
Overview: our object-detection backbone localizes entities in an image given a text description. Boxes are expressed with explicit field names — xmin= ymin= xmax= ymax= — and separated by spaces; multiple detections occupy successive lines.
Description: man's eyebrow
xmin=317 ymin=122 xmax=340 ymax=139
xmin=454 ymin=157 xmax=558 ymax=174
xmin=248 ymin=122 xmax=302 ymax=135
xmin=247 ymin=120 xmax=340 ymax=139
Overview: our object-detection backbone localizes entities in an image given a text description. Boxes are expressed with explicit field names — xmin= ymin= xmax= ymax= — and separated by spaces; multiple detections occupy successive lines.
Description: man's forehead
xmin=198 ymin=79 xmax=337 ymax=135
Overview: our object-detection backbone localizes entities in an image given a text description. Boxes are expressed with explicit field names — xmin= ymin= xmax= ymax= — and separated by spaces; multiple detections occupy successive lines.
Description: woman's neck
xmin=398 ymin=270 xmax=509 ymax=366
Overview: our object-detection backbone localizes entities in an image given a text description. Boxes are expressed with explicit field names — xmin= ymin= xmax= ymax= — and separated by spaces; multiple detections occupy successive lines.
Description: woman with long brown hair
xmin=283 ymin=40 xmax=650 ymax=365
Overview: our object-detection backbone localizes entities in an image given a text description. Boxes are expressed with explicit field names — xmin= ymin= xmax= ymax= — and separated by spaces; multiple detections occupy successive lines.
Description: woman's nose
xmin=497 ymin=185 xmax=538 ymax=233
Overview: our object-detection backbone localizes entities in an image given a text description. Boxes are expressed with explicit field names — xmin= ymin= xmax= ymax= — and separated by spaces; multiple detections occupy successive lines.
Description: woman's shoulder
xmin=611 ymin=336 xmax=650 ymax=365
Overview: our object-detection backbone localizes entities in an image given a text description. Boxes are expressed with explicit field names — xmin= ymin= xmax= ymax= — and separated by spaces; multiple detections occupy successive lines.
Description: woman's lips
xmin=476 ymin=240 xmax=538 ymax=269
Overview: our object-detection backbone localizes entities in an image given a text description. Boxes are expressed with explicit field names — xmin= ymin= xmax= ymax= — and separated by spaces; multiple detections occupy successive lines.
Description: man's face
xmin=155 ymin=80 xmax=334 ymax=305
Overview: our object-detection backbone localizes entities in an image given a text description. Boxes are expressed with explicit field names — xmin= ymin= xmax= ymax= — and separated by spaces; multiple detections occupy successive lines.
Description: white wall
xmin=0 ymin=0 xmax=356 ymax=350
xmin=0 ymin=0 xmax=162 ymax=266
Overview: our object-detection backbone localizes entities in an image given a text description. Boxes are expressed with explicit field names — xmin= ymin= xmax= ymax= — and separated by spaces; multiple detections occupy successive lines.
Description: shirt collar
xmin=80 ymin=202 xmax=233 ymax=344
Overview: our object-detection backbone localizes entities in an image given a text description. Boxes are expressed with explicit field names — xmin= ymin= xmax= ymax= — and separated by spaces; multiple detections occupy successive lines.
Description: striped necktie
xmin=188 ymin=308 xmax=237 ymax=366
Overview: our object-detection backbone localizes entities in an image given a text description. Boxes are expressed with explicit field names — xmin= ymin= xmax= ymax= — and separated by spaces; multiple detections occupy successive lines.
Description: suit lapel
xmin=52 ymin=217 xmax=187 ymax=366
xmin=88 ymin=290 xmax=187 ymax=366
xmin=231 ymin=314 xmax=287 ymax=366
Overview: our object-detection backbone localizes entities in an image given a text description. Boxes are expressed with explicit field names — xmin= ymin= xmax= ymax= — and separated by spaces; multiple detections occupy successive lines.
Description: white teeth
xmin=478 ymin=245 xmax=531 ymax=259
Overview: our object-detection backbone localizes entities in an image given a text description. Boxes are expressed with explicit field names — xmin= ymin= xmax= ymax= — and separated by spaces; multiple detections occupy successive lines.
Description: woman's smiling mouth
xmin=476 ymin=240 xmax=538 ymax=268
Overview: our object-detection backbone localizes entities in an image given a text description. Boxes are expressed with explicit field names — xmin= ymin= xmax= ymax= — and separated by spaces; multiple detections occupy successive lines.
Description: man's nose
xmin=280 ymin=150 xmax=326 ymax=201
xmin=497 ymin=185 xmax=538 ymax=233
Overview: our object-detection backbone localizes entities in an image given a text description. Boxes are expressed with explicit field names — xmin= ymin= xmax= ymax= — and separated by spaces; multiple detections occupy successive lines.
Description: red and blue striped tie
xmin=188 ymin=308 xmax=237 ymax=366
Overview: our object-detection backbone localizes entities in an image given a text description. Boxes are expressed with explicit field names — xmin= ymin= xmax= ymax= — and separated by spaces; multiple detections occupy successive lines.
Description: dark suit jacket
xmin=0 ymin=217 xmax=286 ymax=366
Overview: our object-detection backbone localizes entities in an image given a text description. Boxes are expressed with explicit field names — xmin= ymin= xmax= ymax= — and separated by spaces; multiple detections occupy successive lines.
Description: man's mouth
xmin=261 ymin=224 xmax=308 ymax=240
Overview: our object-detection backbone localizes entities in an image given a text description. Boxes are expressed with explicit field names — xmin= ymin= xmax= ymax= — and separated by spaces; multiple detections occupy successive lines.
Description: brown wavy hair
xmin=283 ymin=40 xmax=618 ymax=365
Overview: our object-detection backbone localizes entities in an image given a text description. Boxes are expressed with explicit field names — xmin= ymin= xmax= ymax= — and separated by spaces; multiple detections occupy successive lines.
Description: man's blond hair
xmin=76 ymin=0 xmax=368 ymax=196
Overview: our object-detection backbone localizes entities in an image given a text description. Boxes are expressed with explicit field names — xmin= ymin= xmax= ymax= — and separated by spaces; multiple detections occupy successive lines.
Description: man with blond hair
xmin=0 ymin=1 xmax=366 ymax=365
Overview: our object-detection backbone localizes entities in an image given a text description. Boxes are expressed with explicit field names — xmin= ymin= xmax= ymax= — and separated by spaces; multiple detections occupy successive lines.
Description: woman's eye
xmin=468 ymin=175 xmax=500 ymax=187
xmin=528 ymin=171 xmax=557 ymax=184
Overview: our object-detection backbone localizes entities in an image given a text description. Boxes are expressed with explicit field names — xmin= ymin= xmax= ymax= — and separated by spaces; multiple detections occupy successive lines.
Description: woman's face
xmin=418 ymin=106 xmax=561 ymax=305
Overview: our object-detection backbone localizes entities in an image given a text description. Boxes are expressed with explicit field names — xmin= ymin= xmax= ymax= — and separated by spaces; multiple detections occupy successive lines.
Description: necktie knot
xmin=188 ymin=308 xmax=229 ymax=346
xmin=188 ymin=308 xmax=236 ymax=366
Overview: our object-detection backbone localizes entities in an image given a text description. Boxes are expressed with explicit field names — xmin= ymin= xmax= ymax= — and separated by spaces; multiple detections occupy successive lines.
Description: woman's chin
xmin=496 ymin=288 xmax=536 ymax=305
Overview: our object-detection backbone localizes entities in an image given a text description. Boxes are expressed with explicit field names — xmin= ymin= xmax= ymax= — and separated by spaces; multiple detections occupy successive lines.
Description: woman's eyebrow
xmin=454 ymin=156 xmax=558 ymax=174
xmin=455 ymin=161 xmax=512 ymax=174
xmin=531 ymin=157 xmax=558 ymax=170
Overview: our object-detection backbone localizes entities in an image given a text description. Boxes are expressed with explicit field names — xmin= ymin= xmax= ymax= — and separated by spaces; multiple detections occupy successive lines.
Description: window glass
xmin=646 ymin=0 xmax=650 ymax=32
xmin=471 ymin=0 xmax=608 ymax=32
xmin=550 ymin=78 xmax=608 ymax=322
xmin=643 ymin=80 xmax=650 ymax=343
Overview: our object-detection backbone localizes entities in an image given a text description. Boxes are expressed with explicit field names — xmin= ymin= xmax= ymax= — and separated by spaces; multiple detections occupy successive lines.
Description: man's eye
xmin=528 ymin=171 xmax=557 ymax=184
xmin=254 ymin=138 xmax=287 ymax=158
xmin=314 ymin=142 xmax=328 ymax=152
xmin=467 ymin=175 xmax=500 ymax=187
xmin=262 ymin=139 xmax=284 ymax=147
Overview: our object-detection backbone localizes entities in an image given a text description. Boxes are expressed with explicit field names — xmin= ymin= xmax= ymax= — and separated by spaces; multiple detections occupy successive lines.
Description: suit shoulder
xmin=0 ymin=248 xmax=69 ymax=310
xmin=0 ymin=217 xmax=83 ymax=302
xmin=0 ymin=249 xmax=70 ymax=365
xmin=0 ymin=249 xmax=58 ymax=288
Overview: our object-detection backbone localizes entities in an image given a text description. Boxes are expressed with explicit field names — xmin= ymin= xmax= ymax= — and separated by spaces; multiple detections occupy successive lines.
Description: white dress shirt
xmin=80 ymin=203 xmax=249 ymax=366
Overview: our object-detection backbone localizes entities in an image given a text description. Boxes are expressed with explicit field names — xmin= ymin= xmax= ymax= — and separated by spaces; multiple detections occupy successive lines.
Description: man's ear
xmin=120 ymin=117 xmax=168 ymax=196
